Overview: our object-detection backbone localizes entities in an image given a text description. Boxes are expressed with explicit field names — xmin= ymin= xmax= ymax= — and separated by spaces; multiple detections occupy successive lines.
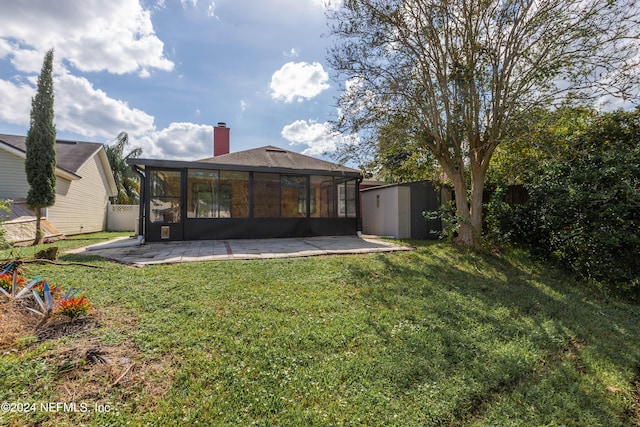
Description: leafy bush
xmin=488 ymin=111 xmax=640 ymax=300
xmin=0 ymin=199 xmax=10 ymax=249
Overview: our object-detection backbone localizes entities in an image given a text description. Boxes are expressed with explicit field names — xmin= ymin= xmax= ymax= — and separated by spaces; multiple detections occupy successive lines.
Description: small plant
xmin=34 ymin=280 xmax=59 ymax=300
xmin=55 ymin=292 xmax=92 ymax=321
xmin=0 ymin=262 xmax=41 ymax=300
xmin=0 ymin=262 xmax=18 ymax=292
xmin=28 ymin=281 xmax=56 ymax=317
xmin=0 ymin=271 xmax=24 ymax=293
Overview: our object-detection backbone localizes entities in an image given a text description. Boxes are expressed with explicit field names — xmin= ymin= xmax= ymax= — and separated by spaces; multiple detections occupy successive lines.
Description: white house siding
xmin=47 ymin=155 xmax=111 ymax=235
xmin=0 ymin=149 xmax=30 ymax=200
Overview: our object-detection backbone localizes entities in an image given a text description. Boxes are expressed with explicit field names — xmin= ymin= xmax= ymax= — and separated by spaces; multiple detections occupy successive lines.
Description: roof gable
xmin=199 ymin=145 xmax=360 ymax=174
xmin=0 ymin=133 xmax=117 ymax=197
xmin=0 ymin=134 xmax=103 ymax=176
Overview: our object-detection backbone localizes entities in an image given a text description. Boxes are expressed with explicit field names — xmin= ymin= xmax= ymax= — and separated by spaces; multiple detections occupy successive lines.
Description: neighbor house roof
xmin=129 ymin=145 xmax=362 ymax=178
xmin=0 ymin=134 xmax=117 ymax=194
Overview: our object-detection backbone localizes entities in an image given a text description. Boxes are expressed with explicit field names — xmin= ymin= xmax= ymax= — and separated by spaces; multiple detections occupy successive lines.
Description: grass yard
xmin=1 ymin=233 xmax=639 ymax=426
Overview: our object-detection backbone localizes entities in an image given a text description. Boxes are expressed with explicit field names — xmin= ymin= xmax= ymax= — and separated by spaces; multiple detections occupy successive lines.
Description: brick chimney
xmin=214 ymin=122 xmax=230 ymax=156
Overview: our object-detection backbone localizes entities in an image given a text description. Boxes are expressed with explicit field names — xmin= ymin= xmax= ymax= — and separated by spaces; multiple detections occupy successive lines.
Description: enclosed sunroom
xmin=127 ymin=145 xmax=362 ymax=242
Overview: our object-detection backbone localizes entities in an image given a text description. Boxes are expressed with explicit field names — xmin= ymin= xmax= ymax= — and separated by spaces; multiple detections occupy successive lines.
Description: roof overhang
xmin=0 ymin=140 xmax=81 ymax=181
xmin=96 ymin=147 xmax=118 ymax=197
xmin=127 ymin=158 xmax=362 ymax=179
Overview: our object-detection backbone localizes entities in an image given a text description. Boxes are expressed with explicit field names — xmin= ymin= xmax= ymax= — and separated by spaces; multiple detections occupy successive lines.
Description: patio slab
xmin=67 ymin=236 xmax=414 ymax=267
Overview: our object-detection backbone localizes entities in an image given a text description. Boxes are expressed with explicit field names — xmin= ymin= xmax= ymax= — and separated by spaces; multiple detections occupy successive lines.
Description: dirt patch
xmin=36 ymin=315 xmax=101 ymax=341
xmin=45 ymin=334 xmax=177 ymax=414
xmin=0 ymin=299 xmax=100 ymax=351
xmin=1 ymin=300 xmax=176 ymax=417
xmin=0 ymin=300 xmax=42 ymax=351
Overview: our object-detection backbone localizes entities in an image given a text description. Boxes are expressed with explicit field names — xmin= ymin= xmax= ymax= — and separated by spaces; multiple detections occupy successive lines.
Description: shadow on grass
xmin=343 ymin=241 xmax=640 ymax=425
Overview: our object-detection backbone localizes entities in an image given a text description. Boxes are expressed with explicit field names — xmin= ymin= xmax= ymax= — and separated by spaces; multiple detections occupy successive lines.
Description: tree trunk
xmin=449 ymin=170 xmax=476 ymax=247
xmin=469 ymin=166 xmax=486 ymax=243
xmin=33 ymin=208 xmax=43 ymax=246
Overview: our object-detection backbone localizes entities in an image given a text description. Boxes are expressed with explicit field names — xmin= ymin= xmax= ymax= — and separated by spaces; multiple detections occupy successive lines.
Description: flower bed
xmin=0 ymin=261 xmax=92 ymax=322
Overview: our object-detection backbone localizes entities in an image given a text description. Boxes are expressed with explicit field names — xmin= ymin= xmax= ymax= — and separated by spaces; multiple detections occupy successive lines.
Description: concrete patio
xmin=67 ymin=235 xmax=414 ymax=267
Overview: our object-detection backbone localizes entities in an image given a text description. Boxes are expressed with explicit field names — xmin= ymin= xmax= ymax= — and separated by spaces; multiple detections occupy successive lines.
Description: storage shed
xmin=361 ymin=181 xmax=444 ymax=239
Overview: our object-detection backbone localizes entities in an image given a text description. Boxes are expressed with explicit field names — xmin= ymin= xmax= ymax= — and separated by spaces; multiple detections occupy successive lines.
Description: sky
xmin=0 ymin=0 xmax=351 ymax=162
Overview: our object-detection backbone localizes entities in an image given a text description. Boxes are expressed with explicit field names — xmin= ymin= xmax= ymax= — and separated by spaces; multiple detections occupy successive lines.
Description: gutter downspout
xmin=132 ymin=165 xmax=146 ymax=242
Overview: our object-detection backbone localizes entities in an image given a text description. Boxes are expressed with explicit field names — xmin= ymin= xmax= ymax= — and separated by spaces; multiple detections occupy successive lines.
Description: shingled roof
xmin=199 ymin=145 xmax=360 ymax=174
xmin=0 ymin=134 xmax=104 ymax=178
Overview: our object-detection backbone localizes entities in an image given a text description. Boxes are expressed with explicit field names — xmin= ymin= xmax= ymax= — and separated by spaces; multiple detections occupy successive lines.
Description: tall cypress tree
xmin=25 ymin=48 xmax=56 ymax=245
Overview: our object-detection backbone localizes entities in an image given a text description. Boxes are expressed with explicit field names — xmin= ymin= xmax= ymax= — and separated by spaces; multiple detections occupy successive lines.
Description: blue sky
xmin=0 ymin=0 xmax=351 ymax=161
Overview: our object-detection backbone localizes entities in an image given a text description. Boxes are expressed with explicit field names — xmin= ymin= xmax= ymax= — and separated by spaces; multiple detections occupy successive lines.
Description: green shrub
xmin=0 ymin=199 xmax=10 ymax=249
xmin=489 ymin=111 xmax=640 ymax=300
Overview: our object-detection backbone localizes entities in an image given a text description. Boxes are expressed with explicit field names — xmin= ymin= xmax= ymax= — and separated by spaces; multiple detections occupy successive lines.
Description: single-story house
xmin=127 ymin=123 xmax=363 ymax=242
xmin=360 ymin=180 xmax=446 ymax=239
xmin=0 ymin=134 xmax=117 ymax=240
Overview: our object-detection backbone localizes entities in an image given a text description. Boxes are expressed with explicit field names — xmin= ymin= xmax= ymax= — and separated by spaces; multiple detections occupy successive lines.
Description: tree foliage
xmin=493 ymin=110 xmax=640 ymax=299
xmin=25 ymin=49 xmax=56 ymax=245
xmin=488 ymin=105 xmax=597 ymax=186
xmin=0 ymin=199 xmax=11 ymax=249
xmin=105 ymin=131 xmax=142 ymax=204
xmin=362 ymin=114 xmax=441 ymax=183
xmin=328 ymin=0 xmax=640 ymax=247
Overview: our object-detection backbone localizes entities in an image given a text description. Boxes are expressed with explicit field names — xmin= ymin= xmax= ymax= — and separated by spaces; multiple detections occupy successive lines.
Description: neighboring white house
xmin=0 ymin=134 xmax=117 ymax=239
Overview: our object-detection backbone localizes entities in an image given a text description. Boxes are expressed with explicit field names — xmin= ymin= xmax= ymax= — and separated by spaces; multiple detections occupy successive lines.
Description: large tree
xmin=25 ymin=48 xmax=56 ymax=246
xmin=328 ymin=0 xmax=640 ymax=247
xmin=105 ymin=131 xmax=142 ymax=204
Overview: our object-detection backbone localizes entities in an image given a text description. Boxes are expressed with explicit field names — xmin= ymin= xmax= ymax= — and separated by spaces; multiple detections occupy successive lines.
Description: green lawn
xmin=1 ymin=233 xmax=639 ymax=426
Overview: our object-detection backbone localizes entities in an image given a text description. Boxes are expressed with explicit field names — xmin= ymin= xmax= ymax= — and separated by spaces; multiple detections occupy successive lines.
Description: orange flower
xmin=55 ymin=295 xmax=92 ymax=320
xmin=0 ymin=272 xmax=25 ymax=292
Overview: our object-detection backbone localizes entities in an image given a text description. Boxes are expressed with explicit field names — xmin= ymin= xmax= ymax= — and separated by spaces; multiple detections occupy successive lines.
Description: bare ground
xmin=1 ymin=299 xmax=176 ymax=423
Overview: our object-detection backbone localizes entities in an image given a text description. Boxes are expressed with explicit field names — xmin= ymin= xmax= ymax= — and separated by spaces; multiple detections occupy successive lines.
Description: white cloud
xmin=281 ymin=119 xmax=357 ymax=156
xmin=0 ymin=78 xmax=33 ymax=125
xmin=310 ymin=0 xmax=342 ymax=10
xmin=0 ymin=69 xmax=211 ymax=161
xmin=52 ymin=72 xmax=154 ymax=139
xmin=138 ymin=122 xmax=213 ymax=160
xmin=178 ymin=0 xmax=217 ymax=18
xmin=53 ymin=72 xmax=214 ymax=161
xmin=0 ymin=71 xmax=148 ymax=138
xmin=270 ymin=62 xmax=330 ymax=103
xmin=284 ymin=48 xmax=299 ymax=58
xmin=207 ymin=1 xmax=217 ymax=17
xmin=0 ymin=0 xmax=174 ymax=75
